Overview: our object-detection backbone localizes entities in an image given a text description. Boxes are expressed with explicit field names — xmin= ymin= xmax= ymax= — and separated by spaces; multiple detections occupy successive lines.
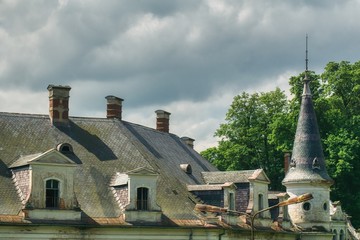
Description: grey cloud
xmin=1 ymin=0 xmax=360 ymax=110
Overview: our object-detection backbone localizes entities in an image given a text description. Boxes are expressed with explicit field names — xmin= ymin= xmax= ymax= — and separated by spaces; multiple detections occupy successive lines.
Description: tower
xmin=282 ymin=36 xmax=333 ymax=230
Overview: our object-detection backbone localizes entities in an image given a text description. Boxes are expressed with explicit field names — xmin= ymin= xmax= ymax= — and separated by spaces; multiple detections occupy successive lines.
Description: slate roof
xmin=0 ymin=112 xmax=217 ymax=225
xmin=202 ymin=169 xmax=269 ymax=184
xmin=187 ymin=182 xmax=236 ymax=191
xmin=283 ymin=76 xmax=333 ymax=185
xmin=202 ymin=170 xmax=256 ymax=184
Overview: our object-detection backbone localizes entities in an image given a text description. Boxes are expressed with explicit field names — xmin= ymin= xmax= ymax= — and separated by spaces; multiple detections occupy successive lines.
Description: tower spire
xmin=283 ymin=34 xmax=332 ymax=185
xmin=282 ymin=35 xmax=333 ymax=230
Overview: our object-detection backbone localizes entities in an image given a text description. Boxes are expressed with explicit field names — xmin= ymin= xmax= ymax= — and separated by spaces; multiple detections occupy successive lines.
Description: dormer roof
xmin=202 ymin=169 xmax=270 ymax=184
xmin=9 ymin=148 xmax=76 ymax=168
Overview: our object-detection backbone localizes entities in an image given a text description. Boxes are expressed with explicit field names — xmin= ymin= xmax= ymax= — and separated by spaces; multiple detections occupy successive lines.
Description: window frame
xmin=44 ymin=178 xmax=61 ymax=209
xmin=136 ymin=187 xmax=149 ymax=211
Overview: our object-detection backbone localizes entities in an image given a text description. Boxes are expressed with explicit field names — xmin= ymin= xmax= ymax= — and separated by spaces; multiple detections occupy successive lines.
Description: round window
xmin=303 ymin=202 xmax=311 ymax=211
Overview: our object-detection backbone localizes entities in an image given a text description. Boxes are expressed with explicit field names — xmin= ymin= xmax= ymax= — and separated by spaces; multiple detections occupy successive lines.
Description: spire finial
xmin=303 ymin=34 xmax=311 ymax=96
xmin=305 ymin=34 xmax=308 ymax=72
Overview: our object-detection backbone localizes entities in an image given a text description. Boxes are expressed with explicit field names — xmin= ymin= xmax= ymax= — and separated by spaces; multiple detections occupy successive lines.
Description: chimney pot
xmin=181 ymin=137 xmax=195 ymax=149
xmin=106 ymin=95 xmax=124 ymax=119
xmin=155 ymin=110 xmax=171 ymax=133
xmin=47 ymin=85 xmax=71 ymax=126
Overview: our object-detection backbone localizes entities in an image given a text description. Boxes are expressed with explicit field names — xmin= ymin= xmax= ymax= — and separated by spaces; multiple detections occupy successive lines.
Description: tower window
xmin=46 ymin=179 xmax=60 ymax=208
xmin=323 ymin=202 xmax=328 ymax=211
xmin=339 ymin=229 xmax=344 ymax=240
xmin=303 ymin=202 xmax=311 ymax=211
xmin=136 ymin=187 xmax=149 ymax=211
xmin=333 ymin=229 xmax=338 ymax=240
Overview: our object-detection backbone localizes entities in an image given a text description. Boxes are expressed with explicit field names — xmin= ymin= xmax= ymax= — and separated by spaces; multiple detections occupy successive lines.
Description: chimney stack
xmin=105 ymin=95 xmax=124 ymax=120
xmin=284 ymin=152 xmax=291 ymax=174
xmin=181 ymin=137 xmax=195 ymax=149
xmin=155 ymin=110 xmax=171 ymax=133
xmin=48 ymin=85 xmax=71 ymax=126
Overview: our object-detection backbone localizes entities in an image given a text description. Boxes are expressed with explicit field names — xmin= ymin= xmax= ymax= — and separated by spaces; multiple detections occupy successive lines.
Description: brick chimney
xmin=155 ymin=110 xmax=171 ymax=133
xmin=105 ymin=95 xmax=123 ymax=120
xmin=181 ymin=137 xmax=195 ymax=149
xmin=284 ymin=152 xmax=291 ymax=174
xmin=47 ymin=85 xmax=71 ymax=126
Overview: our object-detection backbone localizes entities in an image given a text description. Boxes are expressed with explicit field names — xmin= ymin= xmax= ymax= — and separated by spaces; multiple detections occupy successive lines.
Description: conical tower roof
xmin=283 ymin=73 xmax=333 ymax=185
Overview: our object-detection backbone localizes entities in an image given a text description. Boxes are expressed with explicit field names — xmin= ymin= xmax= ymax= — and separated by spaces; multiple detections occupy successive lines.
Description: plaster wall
xmin=0 ymin=225 xmax=300 ymax=240
xmin=286 ymin=183 xmax=331 ymax=230
xmin=250 ymin=181 xmax=270 ymax=218
xmin=29 ymin=164 xmax=77 ymax=209
xmin=126 ymin=174 xmax=160 ymax=211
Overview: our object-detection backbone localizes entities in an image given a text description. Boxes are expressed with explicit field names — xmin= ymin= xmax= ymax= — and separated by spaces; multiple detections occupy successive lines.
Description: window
xmin=333 ymin=229 xmax=338 ymax=240
xmin=229 ymin=192 xmax=235 ymax=210
xmin=339 ymin=229 xmax=344 ymax=240
xmin=258 ymin=194 xmax=264 ymax=217
xmin=46 ymin=179 xmax=60 ymax=208
xmin=323 ymin=202 xmax=328 ymax=211
xmin=303 ymin=202 xmax=311 ymax=211
xmin=137 ymin=187 xmax=149 ymax=211
xmin=57 ymin=143 xmax=73 ymax=153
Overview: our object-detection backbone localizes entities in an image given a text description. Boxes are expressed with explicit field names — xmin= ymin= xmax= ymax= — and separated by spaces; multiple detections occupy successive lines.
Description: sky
xmin=1 ymin=0 xmax=360 ymax=152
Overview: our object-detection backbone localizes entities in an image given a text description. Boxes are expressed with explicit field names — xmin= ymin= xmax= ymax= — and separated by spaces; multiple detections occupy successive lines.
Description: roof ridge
xmin=0 ymin=112 xmax=48 ymax=118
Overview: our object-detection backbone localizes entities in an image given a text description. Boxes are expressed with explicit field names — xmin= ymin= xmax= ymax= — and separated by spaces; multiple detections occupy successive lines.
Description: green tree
xmin=203 ymin=88 xmax=288 ymax=190
xmin=320 ymin=61 xmax=360 ymax=227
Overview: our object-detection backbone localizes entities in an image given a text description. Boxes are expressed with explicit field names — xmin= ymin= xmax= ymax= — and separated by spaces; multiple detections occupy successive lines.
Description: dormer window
xmin=9 ymin=148 xmax=80 ymax=221
xmin=137 ymin=187 xmax=149 ymax=211
xmin=57 ymin=143 xmax=73 ymax=154
xmin=180 ymin=164 xmax=192 ymax=174
xmin=46 ymin=179 xmax=60 ymax=208
xmin=110 ymin=167 xmax=162 ymax=223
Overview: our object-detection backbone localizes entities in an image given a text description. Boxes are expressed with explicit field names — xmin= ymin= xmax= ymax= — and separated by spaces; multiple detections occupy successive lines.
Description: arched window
xmin=137 ymin=187 xmax=149 ymax=210
xmin=258 ymin=194 xmax=264 ymax=217
xmin=46 ymin=179 xmax=60 ymax=208
xmin=57 ymin=143 xmax=73 ymax=153
xmin=333 ymin=229 xmax=338 ymax=240
xmin=339 ymin=229 xmax=344 ymax=240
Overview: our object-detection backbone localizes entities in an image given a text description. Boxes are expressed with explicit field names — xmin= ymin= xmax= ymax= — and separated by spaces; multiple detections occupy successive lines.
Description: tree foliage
xmin=202 ymin=88 xmax=289 ymax=190
xmin=201 ymin=60 xmax=360 ymax=227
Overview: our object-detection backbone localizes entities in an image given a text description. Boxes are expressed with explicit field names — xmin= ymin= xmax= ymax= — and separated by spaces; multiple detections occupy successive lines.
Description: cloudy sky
xmin=1 ymin=0 xmax=360 ymax=151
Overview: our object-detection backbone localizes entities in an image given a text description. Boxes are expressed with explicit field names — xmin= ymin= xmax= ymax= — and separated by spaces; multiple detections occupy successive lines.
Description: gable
xmin=9 ymin=149 xmax=76 ymax=168
xmin=126 ymin=167 xmax=158 ymax=176
xmin=248 ymin=169 xmax=270 ymax=184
